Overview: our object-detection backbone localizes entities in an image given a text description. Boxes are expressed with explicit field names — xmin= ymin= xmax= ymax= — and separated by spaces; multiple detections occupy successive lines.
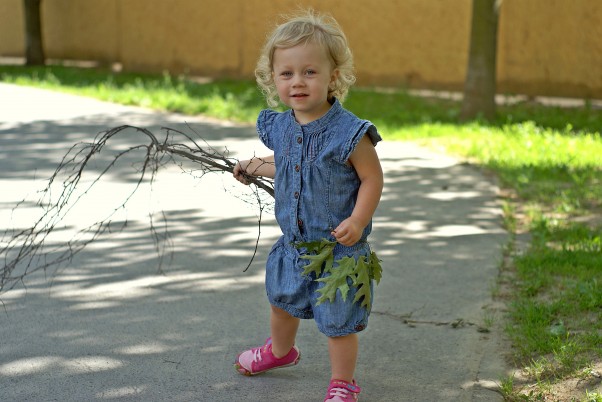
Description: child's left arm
xmin=332 ymin=135 xmax=384 ymax=246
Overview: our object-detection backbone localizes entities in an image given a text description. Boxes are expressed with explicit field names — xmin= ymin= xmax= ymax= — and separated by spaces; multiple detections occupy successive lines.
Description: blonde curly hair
xmin=255 ymin=10 xmax=356 ymax=108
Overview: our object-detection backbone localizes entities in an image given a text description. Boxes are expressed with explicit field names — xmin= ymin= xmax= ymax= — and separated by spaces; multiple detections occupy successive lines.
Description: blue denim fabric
xmin=257 ymin=99 xmax=382 ymax=337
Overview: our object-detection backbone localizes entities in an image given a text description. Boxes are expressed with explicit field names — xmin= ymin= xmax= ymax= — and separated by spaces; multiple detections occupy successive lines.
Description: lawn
xmin=1 ymin=65 xmax=601 ymax=401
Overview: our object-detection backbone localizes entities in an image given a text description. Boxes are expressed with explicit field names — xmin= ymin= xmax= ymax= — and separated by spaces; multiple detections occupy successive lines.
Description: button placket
xmin=292 ymin=128 xmax=304 ymax=235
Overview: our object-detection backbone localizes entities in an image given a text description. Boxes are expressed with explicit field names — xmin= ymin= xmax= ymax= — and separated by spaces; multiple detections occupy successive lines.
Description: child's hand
xmin=233 ymin=160 xmax=251 ymax=185
xmin=331 ymin=217 xmax=364 ymax=246
xmin=233 ymin=155 xmax=276 ymax=184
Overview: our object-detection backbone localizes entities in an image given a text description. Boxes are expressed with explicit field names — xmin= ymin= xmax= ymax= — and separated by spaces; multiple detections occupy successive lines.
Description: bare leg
xmin=328 ymin=333 xmax=358 ymax=383
xmin=270 ymin=305 xmax=301 ymax=358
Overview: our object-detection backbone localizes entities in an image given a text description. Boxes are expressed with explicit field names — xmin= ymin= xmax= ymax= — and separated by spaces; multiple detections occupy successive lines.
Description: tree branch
xmin=1 ymin=125 xmax=274 ymax=293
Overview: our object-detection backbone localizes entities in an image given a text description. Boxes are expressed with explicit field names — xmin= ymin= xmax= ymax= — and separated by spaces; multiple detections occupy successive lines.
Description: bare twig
xmin=0 ymin=125 xmax=274 ymax=293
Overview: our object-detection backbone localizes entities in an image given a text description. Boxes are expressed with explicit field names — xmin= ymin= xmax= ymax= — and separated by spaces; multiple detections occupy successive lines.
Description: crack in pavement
xmin=372 ymin=310 xmax=490 ymax=332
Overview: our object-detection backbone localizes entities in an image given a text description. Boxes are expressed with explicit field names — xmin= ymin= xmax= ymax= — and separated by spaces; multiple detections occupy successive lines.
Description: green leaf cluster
xmin=295 ymin=239 xmax=382 ymax=310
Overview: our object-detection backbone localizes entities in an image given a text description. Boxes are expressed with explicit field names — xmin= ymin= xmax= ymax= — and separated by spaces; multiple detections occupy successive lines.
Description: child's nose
xmin=292 ymin=74 xmax=305 ymax=86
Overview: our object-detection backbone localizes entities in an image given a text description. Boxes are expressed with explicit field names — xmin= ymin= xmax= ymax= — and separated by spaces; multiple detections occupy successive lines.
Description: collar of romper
xmin=289 ymin=97 xmax=342 ymax=132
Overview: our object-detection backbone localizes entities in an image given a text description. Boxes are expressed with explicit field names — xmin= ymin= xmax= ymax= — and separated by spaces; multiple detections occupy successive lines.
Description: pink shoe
xmin=324 ymin=379 xmax=361 ymax=402
xmin=234 ymin=337 xmax=300 ymax=376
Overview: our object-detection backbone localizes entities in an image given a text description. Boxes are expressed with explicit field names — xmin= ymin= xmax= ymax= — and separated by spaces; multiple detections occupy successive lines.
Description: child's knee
xmin=328 ymin=332 xmax=358 ymax=342
xmin=271 ymin=304 xmax=295 ymax=319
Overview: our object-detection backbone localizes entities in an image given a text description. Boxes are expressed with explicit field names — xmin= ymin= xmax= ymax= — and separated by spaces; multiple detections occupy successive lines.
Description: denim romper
xmin=257 ymin=99 xmax=382 ymax=337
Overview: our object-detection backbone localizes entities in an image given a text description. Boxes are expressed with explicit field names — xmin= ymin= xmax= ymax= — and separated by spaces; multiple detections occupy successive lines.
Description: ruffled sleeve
xmin=256 ymin=109 xmax=278 ymax=150
xmin=340 ymin=121 xmax=381 ymax=163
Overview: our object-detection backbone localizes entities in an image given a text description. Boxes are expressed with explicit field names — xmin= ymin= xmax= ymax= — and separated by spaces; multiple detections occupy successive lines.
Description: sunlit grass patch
xmin=0 ymin=65 xmax=266 ymax=122
xmin=502 ymin=217 xmax=602 ymax=400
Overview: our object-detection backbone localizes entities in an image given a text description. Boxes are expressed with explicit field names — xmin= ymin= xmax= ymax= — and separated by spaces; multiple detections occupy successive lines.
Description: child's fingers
xmin=332 ymin=225 xmax=361 ymax=246
xmin=333 ymin=229 xmax=349 ymax=245
xmin=235 ymin=175 xmax=250 ymax=185
xmin=233 ymin=162 xmax=251 ymax=185
xmin=233 ymin=162 xmax=243 ymax=177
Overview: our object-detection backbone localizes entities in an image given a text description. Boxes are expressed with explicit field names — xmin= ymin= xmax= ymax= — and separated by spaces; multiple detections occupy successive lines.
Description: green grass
xmin=501 ymin=217 xmax=602 ymax=400
xmin=2 ymin=64 xmax=602 ymax=400
xmin=0 ymin=65 xmax=266 ymax=122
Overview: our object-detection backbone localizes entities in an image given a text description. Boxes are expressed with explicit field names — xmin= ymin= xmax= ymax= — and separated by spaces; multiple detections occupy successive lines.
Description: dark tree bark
xmin=460 ymin=0 xmax=501 ymax=121
xmin=23 ymin=0 xmax=45 ymax=65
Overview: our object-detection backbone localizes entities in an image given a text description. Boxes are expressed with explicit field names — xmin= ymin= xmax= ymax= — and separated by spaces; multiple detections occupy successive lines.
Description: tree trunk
xmin=460 ymin=0 xmax=500 ymax=121
xmin=23 ymin=0 xmax=45 ymax=65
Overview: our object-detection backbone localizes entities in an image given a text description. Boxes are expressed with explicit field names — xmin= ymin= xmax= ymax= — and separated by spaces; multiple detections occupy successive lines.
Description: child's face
xmin=272 ymin=42 xmax=339 ymax=124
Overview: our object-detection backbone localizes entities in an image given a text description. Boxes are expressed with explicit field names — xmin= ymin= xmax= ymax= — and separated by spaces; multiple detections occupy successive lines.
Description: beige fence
xmin=1 ymin=0 xmax=600 ymax=98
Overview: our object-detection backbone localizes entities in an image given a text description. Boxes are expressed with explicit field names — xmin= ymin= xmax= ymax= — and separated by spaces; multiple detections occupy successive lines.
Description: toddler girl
xmin=233 ymin=10 xmax=383 ymax=402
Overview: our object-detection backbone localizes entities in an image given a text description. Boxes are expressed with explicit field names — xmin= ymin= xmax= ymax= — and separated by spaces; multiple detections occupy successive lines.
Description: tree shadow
xmin=0 ymin=101 xmax=509 ymax=400
xmin=0 ymin=110 xmax=258 ymax=181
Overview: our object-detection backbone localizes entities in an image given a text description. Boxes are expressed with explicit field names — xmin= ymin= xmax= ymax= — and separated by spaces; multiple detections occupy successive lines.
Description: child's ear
xmin=330 ymin=68 xmax=340 ymax=84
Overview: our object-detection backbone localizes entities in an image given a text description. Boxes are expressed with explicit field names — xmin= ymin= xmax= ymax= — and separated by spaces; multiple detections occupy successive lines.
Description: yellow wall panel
xmin=1 ymin=0 xmax=601 ymax=98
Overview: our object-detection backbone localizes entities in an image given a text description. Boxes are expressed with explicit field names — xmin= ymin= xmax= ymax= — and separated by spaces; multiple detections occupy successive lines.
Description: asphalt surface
xmin=0 ymin=83 xmax=508 ymax=401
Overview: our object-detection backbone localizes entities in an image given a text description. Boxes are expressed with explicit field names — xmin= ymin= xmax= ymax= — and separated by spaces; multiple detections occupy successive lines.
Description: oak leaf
xmin=353 ymin=256 xmax=373 ymax=309
xmin=315 ymin=256 xmax=356 ymax=305
xmin=368 ymin=251 xmax=383 ymax=284
xmin=299 ymin=239 xmax=336 ymax=277
xmin=294 ymin=238 xmax=382 ymax=309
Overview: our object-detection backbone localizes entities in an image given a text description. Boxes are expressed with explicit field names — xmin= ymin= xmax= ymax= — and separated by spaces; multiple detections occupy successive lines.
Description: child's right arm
xmin=233 ymin=154 xmax=275 ymax=185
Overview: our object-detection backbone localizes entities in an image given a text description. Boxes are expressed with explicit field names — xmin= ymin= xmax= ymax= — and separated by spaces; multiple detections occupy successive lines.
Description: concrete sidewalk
xmin=0 ymin=83 xmax=508 ymax=401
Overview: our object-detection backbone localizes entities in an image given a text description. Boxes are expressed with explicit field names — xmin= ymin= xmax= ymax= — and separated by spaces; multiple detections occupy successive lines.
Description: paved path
xmin=0 ymin=83 xmax=508 ymax=401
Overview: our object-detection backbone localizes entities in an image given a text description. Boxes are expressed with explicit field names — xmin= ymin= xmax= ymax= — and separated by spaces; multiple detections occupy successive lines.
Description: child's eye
xmin=280 ymin=71 xmax=293 ymax=78
xmin=305 ymin=69 xmax=316 ymax=76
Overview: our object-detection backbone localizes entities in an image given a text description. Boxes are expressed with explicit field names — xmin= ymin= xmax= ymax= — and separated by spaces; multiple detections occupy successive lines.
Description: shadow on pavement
xmin=0 ymin=87 xmax=507 ymax=401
